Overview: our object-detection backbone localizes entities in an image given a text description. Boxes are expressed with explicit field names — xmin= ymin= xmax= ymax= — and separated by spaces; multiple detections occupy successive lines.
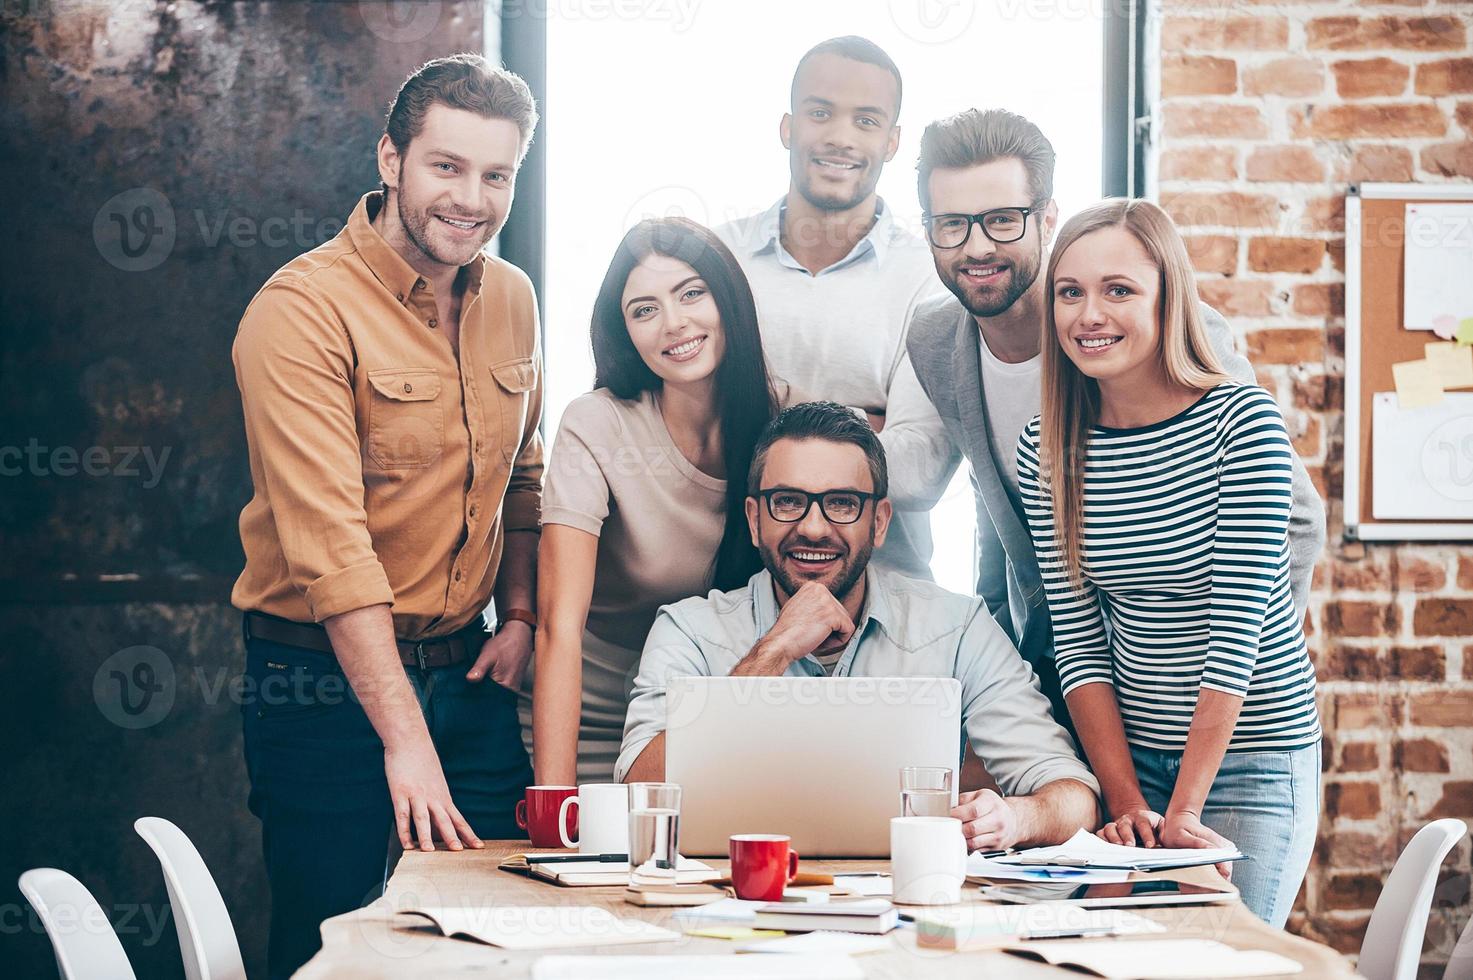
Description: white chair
xmin=1359 ymin=818 xmax=1467 ymax=980
xmin=18 ymin=868 xmax=137 ymax=980
xmin=1444 ymin=909 xmax=1473 ymax=980
xmin=134 ymin=817 xmax=246 ymax=980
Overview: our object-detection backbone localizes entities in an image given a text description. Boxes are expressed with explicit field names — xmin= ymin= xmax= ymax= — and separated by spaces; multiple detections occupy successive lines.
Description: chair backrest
xmin=1444 ymin=909 xmax=1473 ymax=980
xmin=1359 ymin=818 xmax=1467 ymax=980
xmin=134 ymin=817 xmax=245 ymax=980
xmin=18 ymin=868 xmax=138 ymax=980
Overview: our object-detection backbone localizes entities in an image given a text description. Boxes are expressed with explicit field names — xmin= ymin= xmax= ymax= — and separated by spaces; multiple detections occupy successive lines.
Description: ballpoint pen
xmin=525 ymin=853 xmax=629 ymax=863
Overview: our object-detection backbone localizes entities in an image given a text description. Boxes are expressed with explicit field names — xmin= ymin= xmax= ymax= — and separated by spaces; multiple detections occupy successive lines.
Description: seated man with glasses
xmin=616 ymin=401 xmax=1099 ymax=852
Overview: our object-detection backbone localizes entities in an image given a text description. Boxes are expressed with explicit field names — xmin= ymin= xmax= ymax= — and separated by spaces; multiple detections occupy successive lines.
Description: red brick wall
xmin=1154 ymin=0 xmax=1473 ymax=964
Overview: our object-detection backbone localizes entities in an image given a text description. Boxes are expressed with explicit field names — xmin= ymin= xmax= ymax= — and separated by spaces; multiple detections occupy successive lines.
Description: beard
xmin=395 ymin=186 xmax=498 ymax=268
xmin=941 ymin=241 xmax=1042 ymax=318
xmin=761 ymin=531 xmax=873 ymax=606
xmin=790 ymin=152 xmax=882 ymax=214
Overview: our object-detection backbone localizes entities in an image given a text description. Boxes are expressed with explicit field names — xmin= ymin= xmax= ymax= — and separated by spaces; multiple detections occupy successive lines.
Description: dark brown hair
xmin=916 ymin=108 xmax=1055 ymax=212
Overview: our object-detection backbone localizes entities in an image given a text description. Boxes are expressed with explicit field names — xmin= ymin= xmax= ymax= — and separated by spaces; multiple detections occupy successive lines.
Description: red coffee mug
xmin=730 ymin=834 xmax=800 ymax=902
xmin=515 ymin=786 xmax=578 ymax=848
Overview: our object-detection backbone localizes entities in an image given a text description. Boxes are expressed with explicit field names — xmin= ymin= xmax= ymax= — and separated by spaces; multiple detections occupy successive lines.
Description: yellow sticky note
xmin=1425 ymin=341 xmax=1473 ymax=389
xmin=1393 ymin=359 xmax=1445 ymax=409
xmin=684 ymin=926 xmax=786 ymax=941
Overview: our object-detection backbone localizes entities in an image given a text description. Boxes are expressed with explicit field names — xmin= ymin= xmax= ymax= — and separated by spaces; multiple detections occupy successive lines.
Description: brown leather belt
xmin=243 ymin=611 xmax=484 ymax=670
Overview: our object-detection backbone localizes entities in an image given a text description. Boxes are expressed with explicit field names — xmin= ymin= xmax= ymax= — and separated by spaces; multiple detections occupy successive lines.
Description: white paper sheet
xmin=402 ymin=905 xmax=678 ymax=950
xmin=993 ymin=829 xmax=1242 ymax=871
xmin=1404 ymin=202 xmax=1473 ymax=330
xmin=832 ymin=874 xmax=894 ymax=897
xmin=671 ymin=898 xmax=765 ymax=925
xmin=1004 ymin=938 xmax=1302 ymax=978
xmin=967 ymin=854 xmax=1130 ymax=884
xmin=1372 ymin=391 xmax=1473 ymax=519
xmin=533 ymin=954 xmax=865 ymax=979
xmin=736 ymin=930 xmax=893 ymax=955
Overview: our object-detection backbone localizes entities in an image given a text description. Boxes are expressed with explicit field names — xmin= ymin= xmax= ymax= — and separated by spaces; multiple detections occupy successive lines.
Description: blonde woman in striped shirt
xmin=1017 ymin=199 xmax=1321 ymax=926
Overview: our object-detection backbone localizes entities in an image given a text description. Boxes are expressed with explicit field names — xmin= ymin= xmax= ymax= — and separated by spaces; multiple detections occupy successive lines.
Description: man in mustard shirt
xmin=232 ymin=55 xmax=544 ymax=978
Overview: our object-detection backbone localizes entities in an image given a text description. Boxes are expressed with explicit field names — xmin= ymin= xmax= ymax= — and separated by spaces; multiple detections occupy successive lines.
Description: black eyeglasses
xmin=755 ymin=488 xmax=876 ymax=525
xmin=921 ymin=206 xmax=1041 ymax=248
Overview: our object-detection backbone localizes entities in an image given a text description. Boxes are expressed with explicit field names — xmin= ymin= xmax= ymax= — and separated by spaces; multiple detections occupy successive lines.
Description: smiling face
xmin=745 ymin=437 xmax=891 ymax=605
xmin=620 ymin=254 xmax=726 ymax=386
xmin=782 ymin=53 xmax=900 ymax=213
xmin=1051 ymin=225 xmax=1165 ymax=387
xmin=378 ymin=104 xmax=522 ymax=269
xmin=926 ymin=158 xmax=1056 ymax=319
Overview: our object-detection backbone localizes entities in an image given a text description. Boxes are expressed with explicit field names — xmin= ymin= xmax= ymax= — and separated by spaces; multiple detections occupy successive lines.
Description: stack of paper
xmin=914 ymin=904 xmax=1166 ymax=951
xmin=533 ymin=955 xmax=865 ymax=979
xmin=400 ymin=905 xmax=678 ymax=950
xmin=1002 ymin=938 xmax=1302 ymax=978
xmin=994 ymin=829 xmax=1243 ymax=872
xmin=968 ymin=852 xmax=1130 ymax=884
xmin=752 ymin=899 xmax=898 ymax=935
xmin=500 ymin=854 xmax=719 ymax=887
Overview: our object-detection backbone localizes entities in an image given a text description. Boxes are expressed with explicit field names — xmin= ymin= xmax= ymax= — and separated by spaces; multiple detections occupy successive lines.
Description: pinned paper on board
xmin=1426 ymin=342 xmax=1473 ymax=389
xmin=1372 ymin=392 xmax=1473 ymax=520
xmin=1392 ymin=359 xmax=1445 ymax=409
xmin=1403 ymin=203 xmax=1473 ymax=332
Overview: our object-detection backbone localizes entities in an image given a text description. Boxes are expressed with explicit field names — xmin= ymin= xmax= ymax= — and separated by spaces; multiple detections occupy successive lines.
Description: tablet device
xmin=979 ymin=877 xmax=1237 ymax=908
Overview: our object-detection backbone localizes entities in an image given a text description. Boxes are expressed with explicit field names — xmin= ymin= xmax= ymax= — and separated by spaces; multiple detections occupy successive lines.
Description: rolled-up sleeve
xmin=955 ymin=600 xmax=1100 ymax=800
xmin=614 ymin=607 xmax=711 ymax=782
xmin=233 ymin=283 xmax=394 ymax=621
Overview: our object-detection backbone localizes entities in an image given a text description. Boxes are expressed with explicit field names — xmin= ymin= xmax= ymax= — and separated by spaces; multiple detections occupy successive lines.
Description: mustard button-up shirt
xmin=232 ymin=192 xmax=543 ymax=639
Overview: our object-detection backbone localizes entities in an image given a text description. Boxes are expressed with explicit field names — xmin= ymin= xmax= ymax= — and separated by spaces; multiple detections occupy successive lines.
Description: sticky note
xmin=683 ymin=926 xmax=786 ymax=941
xmin=1393 ymin=359 xmax=1445 ymax=409
xmin=1432 ymin=315 xmax=1458 ymax=340
xmin=1426 ymin=342 xmax=1473 ymax=389
xmin=1458 ymin=317 xmax=1473 ymax=346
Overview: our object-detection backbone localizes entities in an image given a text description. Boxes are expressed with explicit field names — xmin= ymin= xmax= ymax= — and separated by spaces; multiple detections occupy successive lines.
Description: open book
xmin=1002 ymin=939 xmax=1303 ymax=978
xmin=401 ymin=905 xmax=679 ymax=950
xmin=995 ymin=829 xmax=1245 ymax=872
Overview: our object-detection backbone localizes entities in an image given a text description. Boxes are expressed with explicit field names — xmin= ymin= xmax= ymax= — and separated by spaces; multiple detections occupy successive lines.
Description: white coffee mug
xmin=558 ymin=782 xmax=630 ymax=854
xmin=890 ymin=816 xmax=968 ymax=905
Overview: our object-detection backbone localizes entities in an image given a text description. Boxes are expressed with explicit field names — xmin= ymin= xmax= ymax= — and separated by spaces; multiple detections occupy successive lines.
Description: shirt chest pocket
xmin=366 ymin=368 xmax=443 ymax=469
xmin=490 ymin=357 xmax=537 ymax=462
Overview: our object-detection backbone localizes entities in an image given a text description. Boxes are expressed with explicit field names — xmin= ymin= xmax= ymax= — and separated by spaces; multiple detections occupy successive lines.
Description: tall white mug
xmin=558 ymin=783 xmax=630 ymax=854
xmin=890 ymin=816 xmax=968 ymax=905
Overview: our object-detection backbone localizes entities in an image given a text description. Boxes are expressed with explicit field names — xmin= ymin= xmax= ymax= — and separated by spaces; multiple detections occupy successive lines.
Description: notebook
xmin=995 ymin=829 xmax=1245 ymax=872
xmin=400 ymin=905 xmax=679 ymax=950
xmin=499 ymin=853 xmax=719 ymax=887
xmin=751 ymin=899 xmax=898 ymax=935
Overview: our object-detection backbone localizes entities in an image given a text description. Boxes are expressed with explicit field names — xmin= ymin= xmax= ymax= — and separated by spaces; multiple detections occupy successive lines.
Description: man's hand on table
xmin=385 ymin=734 xmax=484 ymax=852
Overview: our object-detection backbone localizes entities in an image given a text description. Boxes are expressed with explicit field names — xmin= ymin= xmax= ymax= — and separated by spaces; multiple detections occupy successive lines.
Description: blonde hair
xmin=1039 ymin=198 xmax=1232 ymax=587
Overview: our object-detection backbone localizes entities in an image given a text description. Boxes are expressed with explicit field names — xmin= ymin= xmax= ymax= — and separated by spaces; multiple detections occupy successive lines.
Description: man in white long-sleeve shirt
xmin=715 ymin=35 xmax=951 ymax=579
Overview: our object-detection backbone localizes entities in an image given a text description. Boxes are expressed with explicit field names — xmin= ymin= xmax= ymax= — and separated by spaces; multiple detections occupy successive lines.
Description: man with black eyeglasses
xmin=616 ymin=402 xmax=1099 ymax=853
xmin=904 ymin=108 xmax=1326 ymax=735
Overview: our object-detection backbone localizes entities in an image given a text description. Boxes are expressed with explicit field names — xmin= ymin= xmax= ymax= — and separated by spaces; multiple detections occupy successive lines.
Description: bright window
xmin=545 ymin=2 xmax=1104 ymax=593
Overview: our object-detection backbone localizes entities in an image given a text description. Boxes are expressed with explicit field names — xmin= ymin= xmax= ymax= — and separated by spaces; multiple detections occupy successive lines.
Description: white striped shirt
xmin=1016 ymin=384 xmax=1321 ymax=752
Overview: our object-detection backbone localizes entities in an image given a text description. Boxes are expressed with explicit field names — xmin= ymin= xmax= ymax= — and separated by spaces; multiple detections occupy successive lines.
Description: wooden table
xmin=297 ymin=842 xmax=1358 ymax=978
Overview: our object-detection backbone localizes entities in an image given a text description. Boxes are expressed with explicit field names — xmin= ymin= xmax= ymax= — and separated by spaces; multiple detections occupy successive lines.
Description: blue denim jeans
xmin=1130 ymin=741 xmax=1321 ymax=927
xmin=241 ymin=628 xmax=531 ymax=979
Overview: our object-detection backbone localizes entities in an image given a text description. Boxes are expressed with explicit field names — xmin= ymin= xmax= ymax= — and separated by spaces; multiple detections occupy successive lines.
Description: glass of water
xmin=900 ymin=766 xmax=953 ymax=818
xmin=628 ymin=782 xmax=682 ymax=886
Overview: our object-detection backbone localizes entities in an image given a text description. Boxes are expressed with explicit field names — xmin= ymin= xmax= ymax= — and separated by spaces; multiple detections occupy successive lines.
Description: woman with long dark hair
xmin=527 ymin=217 xmax=792 ymax=783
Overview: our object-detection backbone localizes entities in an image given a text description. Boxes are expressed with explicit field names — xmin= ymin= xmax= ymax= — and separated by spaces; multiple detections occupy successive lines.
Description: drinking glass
xmin=628 ymin=782 xmax=682 ymax=886
xmin=900 ymin=766 xmax=953 ymax=818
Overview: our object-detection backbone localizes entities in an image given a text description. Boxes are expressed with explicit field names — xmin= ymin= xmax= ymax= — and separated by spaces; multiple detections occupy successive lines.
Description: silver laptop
xmin=665 ymin=675 xmax=962 ymax=858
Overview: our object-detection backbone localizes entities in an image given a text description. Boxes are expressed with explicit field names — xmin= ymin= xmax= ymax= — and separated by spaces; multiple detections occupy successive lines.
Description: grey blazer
xmin=905 ymin=293 xmax=1326 ymax=671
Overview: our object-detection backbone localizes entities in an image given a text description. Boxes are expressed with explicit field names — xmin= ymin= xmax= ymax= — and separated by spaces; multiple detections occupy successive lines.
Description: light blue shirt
xmin=715 ymin=199 xmax=954 ymax=580
xmin=615 ymin=565 xmax=1100 ymax=803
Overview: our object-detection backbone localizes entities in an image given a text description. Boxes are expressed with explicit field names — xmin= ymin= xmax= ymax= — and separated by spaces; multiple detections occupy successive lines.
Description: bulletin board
xmin=1344 ymin=183 xmax=1473 ymax=542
